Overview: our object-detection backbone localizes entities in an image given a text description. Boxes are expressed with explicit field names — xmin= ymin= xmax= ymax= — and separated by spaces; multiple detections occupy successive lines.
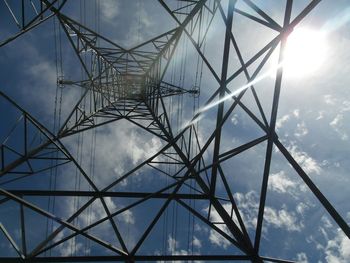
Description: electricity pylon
xmin=0 ymin=0 xmax=349 ymax=262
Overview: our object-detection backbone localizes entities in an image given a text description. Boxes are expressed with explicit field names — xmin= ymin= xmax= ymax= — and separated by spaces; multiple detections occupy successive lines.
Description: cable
xmin=45 ymin=9 xmax=64 ymax=255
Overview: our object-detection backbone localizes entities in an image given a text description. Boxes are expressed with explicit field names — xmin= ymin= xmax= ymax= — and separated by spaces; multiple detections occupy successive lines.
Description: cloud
xmin=324 ymin=229 xmax=350 ymax=263
xmin=275 ymin=109 xmax=308 ymax=138
xmin=268 ymin=171 xmax=297 ymax=194
xmin=293 ymin=109 xmax=300 ymax=118
xmin=122 ymin=3 xmax=154 ymax=46
xmin=322 ymin=95 xmax=350 ymax=140
xmin=61 ymin=120 xmax=163 ymax=189
xmin=162 ymin=235 xmax=203 ymax=263
xmin=264 ymin=206 xmax=304 ymax=232
xmin=268 ymin=171 xmax=309 ymax=201
xmin=324 ymin=94 xmax=336 ymax=105
xmin=330 ymin=114 xmax=348 ymax=140
xmin=208 ymin=229 xmax=231 ymax=249
xmin=296 ymin=202 xmax=309 ymax=215
xmin=294 ymin=121 xmax=308 ymax=138
xmin=29 ymin=60 xmax=57 ymax=85
xmin=287 ymin=144 xmax=322 ymax=175
xmin=309 ymin=214 xmax=350 ymax=263
xmin=167 ymin=235 xmax=178 ymax=253
xmin=316 ymin=111 xmax=325 ymax=120
xmin=50 ymin=195 xmax=135 ymax=255
xmin=192 ymin=236 xmax=202 ymax=249
xmin=100 ymin=0 xmax=120 ymax=20
xmin=202 ymin=189 xmax=307 ymax=250
xmin=119 ymin=209 xmax=134 ymax=224
xmin=65 ymin=196 xmax=134 ymax=227
xmin=167 ymin=235 xmax=189 ymax=258
xmin=276 ymin=114 xmax=290 ymax=130
xmin=25 ymin=59 xmax=61 ymax=118
xmin=321 ymin=215 xmax=333 ymax=229
xmin=231 ymin=113 xmax=239 ymax=125
xmin=17 ymin=43 xmax=83 ymax=128
xmin=296 ymin=252 xmax=308 ymax=263
xmin=233 ymin=191 xmax=259 ymax=230
xmin=202 ymin=204 xmax=233 ymax=249
xmin=53 ymin=229 xmax=89 ymax=257
xmin=234 ymin=192 xmax=305 ymax=232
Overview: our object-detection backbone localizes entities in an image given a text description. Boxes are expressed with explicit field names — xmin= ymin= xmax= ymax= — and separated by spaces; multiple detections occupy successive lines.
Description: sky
xmin=0 ymin=0 xmax=350 ymax=262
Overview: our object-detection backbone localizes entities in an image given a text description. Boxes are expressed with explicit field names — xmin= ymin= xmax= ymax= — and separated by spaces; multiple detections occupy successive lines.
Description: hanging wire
xmin=85 ymin=127 xmax=96 ymax=255
xmin=69 ymin=0 xmax=88 ymax=256
xmin=85 ymin=1 xmax=100 ymax=255
xmin=161 ymin=70 xmax=176 ymax=255
xmin=137 ymin=0 xmax=141 ymax=45
xmin=45 ymin=1 xmax=64 ymax=254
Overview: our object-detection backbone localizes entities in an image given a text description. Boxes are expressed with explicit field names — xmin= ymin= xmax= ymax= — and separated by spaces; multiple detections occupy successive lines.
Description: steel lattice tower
xmin=0 ymin=0 xmax=349 ymax=262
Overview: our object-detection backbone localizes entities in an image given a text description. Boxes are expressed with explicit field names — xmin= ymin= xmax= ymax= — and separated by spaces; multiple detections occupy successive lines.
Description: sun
xmin=283 ymin=27 xmax=328 ymax=78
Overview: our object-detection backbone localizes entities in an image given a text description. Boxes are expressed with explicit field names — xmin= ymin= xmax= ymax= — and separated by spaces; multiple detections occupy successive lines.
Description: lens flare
xmin=181 ymin=27 xmax=330 ymax=130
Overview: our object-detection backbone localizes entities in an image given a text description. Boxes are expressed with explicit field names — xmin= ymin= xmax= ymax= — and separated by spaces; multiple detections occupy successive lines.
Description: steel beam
xmin=254 ymin=0 xmax=293 ymax=253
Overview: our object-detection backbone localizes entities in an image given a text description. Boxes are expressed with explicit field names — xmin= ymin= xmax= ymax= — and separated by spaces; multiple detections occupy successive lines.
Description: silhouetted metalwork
xmin=1 ymin=0 xmax=348 ymax=262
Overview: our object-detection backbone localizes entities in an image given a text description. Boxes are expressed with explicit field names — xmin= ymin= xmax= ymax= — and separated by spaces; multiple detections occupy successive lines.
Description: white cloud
xmin=316 ymin=111 xmax=325 ymax=120
xmin=192 ymin=236 xmax=202 ymax=249
xmin=287 ymin=144 xmax=322 ymax=175
xmin=54 ymin=230 xmax=88 ymax=256
xmin=330 ymin=114 xmax=348 ymax=140
xmin=25 ymin=59 xmax=77 ymax=120
xmin=194 ymin=223 xmax=206 ymax=233
xmin=264 ymin=206 xmax=304 ymax=232
xmin=296 ymin=202 xmax=309 ymax=215
xmin=62 ymin=120 xmax=163 ymax=189
xmin=231 ymin=113 xmax=239 ymax=125
xmin=269 ymin=171 xmax=311 ymax=201
xmin=167 ymin=235 xmax=189 ymax=258
xmin=269 ymin=171 xmax=297 ymax=194
xmin=202 ymin=189 xmax=307 ymax=250
xmin=275 ymin=109 xmax=308 ymax=138
xmin=341 ymin=100 xmax=350 ymax=112
xmin=323 ymin=94 xmax=350 ymax=140
xmin=293 ymin=109 xmax=300 ymax=118
xmin=101 ymin=0 xmax=120 ymax=20
xmin=310 ymin=214 xmax=350 ymax=263
xmin=29 ymin=60 xmax=57 ymax=85
xmin=233 ymin=191 xmax=259 ymax=229
xmin=235 ymin=192 xmax=304 ymax=232
xmin=120 ymin=209 xmax=135 ymax=224
xmin=321 ymin=215 xmax=333 ymax=229
xmin=324 ymin=94 xmax=336 ymax=105
xmin=122 ymin=4 xmax=153 ymax=46
xmin=131 ymin=136 xmax=162 ymax=165
xmin=324 ymin=229 xmax=350 ymax=263
xmin=167 ymin=235 xmax=178 ymax=253
xmin=276 ymin=114 xmax=290 ymax=130
xmin=321 ymin=95 xmax=350 ymax=140
xmin=294 ymin=121 xmax=308 ymax=137
xmin=65 ymin=196 xmax=134 ymax=227
xmin=208 ymin=229 xmax=231 ymax=249
xmin=164 ymin=235 xmax=202 ymax=263
xmin=203 ymin=204 xmax=234 ymax=249
xmin=113 ymin=165 xmax=128 ymax=186
xmin=296 ymin=252 xmax=308 ymax=263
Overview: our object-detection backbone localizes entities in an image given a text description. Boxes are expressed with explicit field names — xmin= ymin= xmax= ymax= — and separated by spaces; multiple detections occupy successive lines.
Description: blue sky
xmin=1 ymin=0 xmax=350 ymax=262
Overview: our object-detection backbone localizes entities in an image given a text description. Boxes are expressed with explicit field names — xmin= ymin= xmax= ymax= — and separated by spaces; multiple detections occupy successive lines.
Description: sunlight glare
xmin=284 ymin=28 xmax=328 ymax=77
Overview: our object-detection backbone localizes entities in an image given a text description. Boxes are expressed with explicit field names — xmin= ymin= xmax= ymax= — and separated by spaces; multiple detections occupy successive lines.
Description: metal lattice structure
xmin=0 ymin=0 xmax=349 ymax=262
